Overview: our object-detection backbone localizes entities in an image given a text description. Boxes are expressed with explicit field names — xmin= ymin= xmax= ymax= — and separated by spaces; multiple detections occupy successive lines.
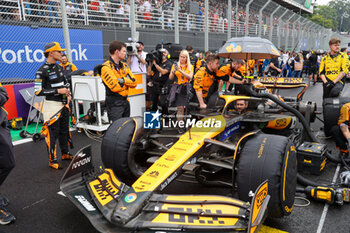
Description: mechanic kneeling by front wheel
xmin=236 ymin=133 xmax=297 ymax=218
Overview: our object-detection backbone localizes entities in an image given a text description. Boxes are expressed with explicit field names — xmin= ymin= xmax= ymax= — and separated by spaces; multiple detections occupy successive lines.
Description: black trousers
xmin=0 ymin=124 xmax=15 ymax=186
xmin=331 ymin=125 xmax=348 ymax=151
xmin=47 ymin=107 xmax=70 ymax=161
xmin=323 ymin=82 xmax=344 ymax=99
xmin=106 ymin=96 xmax=130 ymax=123
xmin=150 ymin=85 xmax=168 ymax=115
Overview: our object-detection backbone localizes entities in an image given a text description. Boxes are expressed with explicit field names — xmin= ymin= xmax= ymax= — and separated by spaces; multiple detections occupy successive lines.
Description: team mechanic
xmin=216 ymin=58 xmax=247 ymax=93
xmin=331 ymin=103 xmax=350 ymax=154
xmin=319 ymin=38 xmax=349 ymax=99
xmin=35 ymin=42 xmax=73 ymax=170
xmin=101 ymin=40 xmax=137 ymax=122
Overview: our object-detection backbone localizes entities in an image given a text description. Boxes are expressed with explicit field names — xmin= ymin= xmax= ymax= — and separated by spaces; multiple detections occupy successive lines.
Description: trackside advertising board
xmin=0 ymin=25 xmax=103 ymax=82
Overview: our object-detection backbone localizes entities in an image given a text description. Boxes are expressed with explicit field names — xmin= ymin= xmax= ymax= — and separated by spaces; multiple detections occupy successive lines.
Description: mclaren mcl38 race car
xmin=60 ymin=78 xmax=319 ymax=233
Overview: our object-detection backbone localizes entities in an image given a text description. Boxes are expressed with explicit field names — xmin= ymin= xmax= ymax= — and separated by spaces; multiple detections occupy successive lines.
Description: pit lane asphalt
xmin=2 ymin=82 xmax=350 ymax=233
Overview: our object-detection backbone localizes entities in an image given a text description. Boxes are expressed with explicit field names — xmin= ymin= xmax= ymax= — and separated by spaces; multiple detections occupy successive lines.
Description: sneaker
xmin=49 ymin=160 xmax=62 ymax=170
xmin=62 ymin=152 xmax=73 ymax=160
xmin=0 ymin=194 xmax=9 ymax=207
xmin=0 ymin=206 xmax=15 ymax=225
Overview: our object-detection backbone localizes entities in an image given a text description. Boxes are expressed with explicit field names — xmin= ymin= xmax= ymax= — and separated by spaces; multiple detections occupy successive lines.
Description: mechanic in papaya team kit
xmin=331 ymin=103 xmax=350 ymax=155
xmin=101 ymin=40 xmax=137 ymax=122
xmin=319 ymin=38 xmax=349 ymax=99
xmin=0 ymin=83 xmax=16 ymax=225
xmin=35 ymin=42 xmax=73 ymax=170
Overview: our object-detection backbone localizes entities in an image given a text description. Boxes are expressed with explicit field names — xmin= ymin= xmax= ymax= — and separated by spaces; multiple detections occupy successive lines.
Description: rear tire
xmin=236 ymin=134 xmax=297 ymax=218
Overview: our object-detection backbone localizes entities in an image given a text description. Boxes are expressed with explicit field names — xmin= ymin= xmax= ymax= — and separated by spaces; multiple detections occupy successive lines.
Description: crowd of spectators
xmin=0 ymin=0 xmax=281 ymax=33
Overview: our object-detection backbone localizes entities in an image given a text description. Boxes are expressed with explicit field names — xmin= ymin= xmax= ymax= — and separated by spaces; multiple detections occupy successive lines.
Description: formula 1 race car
xmin=60 ymin=79 xmax=316 ymax=233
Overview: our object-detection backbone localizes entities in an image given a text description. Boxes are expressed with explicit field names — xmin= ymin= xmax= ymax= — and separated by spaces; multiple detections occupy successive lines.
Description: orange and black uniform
xmin=59 ymin=61 xmax=77 ymax=84
xmin=0 ymin=83 xmax=15 ymax=186
xmin=196 ymin=58 xmax=206 ymax=72
xmin=35 ymin=62 xmax=70 ymax=163
xmin=331 ymin=103 xmax=350 ymax=152
xmin=101 ymin=58 xmax=136 ymax=122
xmin=169 ymin=64 xmax=193 ymax=106
xmin=216 ymin=63 xmax=247 ymax=95
xmin=194 ymin=66 xmax=227 ymax=102
xmin=319 ymin=52 xmax=349 ymax=98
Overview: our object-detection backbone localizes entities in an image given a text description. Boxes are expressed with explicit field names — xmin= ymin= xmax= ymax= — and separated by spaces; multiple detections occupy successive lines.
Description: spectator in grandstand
xmin=116 ymin=4 xmax=125 ymax=24
xmin=147 ymin=49 xmax=172 ymax=114
xmin=169 ymin=50 xmax=194 ymax=128
xmin=46 ymin=0 xmax=59 ymax=23
xmin=127 ymin=41 xmax=147 ymax=73
xmin=0 ymin=83 xmax=16 ymax=225
xmin=143 ymin=0 xmax=151 ymax=27
xmin=319 ymin=38 xmax=349 ymax=99
xmin=66 ymin=1 xmax=77 ymax=24
xmin=89 ymin=0 xmax=100 ymax=25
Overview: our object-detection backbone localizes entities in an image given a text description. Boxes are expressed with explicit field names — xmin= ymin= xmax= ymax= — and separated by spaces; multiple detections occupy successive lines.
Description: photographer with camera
xmin=169 ymin=50 xmax=194 ymax=127
xmin=147 ymin=49 xmax=172 ymax=114
xmin=127 ymin=41 xmax=147 ymax=73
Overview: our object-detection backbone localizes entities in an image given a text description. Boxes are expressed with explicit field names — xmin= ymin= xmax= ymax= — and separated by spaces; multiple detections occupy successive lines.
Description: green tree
xmin=304 ymin=5 xmax=337 ymax=30
xmin=329 ymin=0 xmax=350 ymax=32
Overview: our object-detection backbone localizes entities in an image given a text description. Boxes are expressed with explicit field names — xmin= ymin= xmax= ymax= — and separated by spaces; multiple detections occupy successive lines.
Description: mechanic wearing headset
xmin=35 ymin=42 xmax=73 ymax=170
xmin=319 ymin=38 xmax=349 ymax=99
xmin=331 ymin=103 xmax=350 ymax=155
xmin=101 ymin=40 xmax=136 ymax=122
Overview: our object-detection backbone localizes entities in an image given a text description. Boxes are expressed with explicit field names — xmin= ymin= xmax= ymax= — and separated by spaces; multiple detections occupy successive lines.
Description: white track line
xmin=316 ymin=163 xmax=341 ymax=233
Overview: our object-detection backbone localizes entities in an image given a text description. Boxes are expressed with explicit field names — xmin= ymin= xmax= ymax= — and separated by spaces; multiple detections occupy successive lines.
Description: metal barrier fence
xmin=0 ymin=0 xmax=340 ymax=84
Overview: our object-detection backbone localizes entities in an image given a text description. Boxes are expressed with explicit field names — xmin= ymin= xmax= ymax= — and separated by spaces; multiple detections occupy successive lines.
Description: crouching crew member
xmin=101 ymin=41 xmax=136 ymax=122
xmin=0 ymin=82 xmax=16 ymax=224
xmin=35 ymin=42 xmax=73 ymax=170
xmin=319 ymin=38 xmax=349 ymax=99
xmin=216 ymin=59 xmax=247 ymax=93
xmin=331 ymin=103 xmax=350 ymax=155
xmin=193 ymin=55 xmax=221 ymax=109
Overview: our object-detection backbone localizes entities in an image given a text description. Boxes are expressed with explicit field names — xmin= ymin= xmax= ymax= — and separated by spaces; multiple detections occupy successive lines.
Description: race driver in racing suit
xmin=319 ymin=38 xmax=349 ymax=99
xmin=35 ymin=42 xmax=73 ymax=170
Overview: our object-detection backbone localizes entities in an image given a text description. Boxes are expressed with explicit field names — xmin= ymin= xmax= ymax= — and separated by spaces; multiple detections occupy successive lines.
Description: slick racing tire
xmin=101 ymin=117 xmax=144 ymax=184
xmin=323 ymin=97 xmax=350 ymax=137
xmin=236 ymin=134 xmax=297 ymax=218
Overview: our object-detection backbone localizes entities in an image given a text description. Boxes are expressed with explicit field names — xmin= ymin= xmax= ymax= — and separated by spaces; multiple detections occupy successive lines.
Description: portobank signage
xmin=0 ymin=25 xmax=103 ymax=80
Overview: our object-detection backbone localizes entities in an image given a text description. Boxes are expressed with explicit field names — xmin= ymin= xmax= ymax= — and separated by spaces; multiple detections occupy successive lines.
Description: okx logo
xmin=143 ymin=110 xmax=161 ymax=129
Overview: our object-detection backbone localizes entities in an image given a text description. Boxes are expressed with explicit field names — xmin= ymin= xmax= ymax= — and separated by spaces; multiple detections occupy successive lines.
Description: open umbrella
xmin=217 ymin=36 xmax=280 ymax=60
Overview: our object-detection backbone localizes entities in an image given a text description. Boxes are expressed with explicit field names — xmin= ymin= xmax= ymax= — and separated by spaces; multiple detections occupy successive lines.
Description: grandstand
xmin=0 ymin=0 xmax=342 ymax=84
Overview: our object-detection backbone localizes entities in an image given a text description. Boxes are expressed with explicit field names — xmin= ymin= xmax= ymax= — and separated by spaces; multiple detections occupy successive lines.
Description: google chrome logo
xmin=125 ymin=193 xmax=137 ymax=203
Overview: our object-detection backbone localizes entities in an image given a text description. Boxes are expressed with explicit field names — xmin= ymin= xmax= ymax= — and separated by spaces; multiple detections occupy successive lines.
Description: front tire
xmin=236 ymin=133 xmax=297 ymax=218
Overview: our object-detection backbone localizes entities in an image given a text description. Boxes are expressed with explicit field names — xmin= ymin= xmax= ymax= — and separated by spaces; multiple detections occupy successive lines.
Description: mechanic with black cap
xmin=35 ymin=42 xmax=73 ymax=170
xmin=0 ymin=82 xmax=16 ymax=225
xmin=319 ymin=38 xmax=349 ymax=99
xmin=101 ymin=40 xmax=137 ymax=122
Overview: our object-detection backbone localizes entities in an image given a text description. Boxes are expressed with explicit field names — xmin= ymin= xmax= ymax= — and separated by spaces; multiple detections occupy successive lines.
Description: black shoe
xmin=0 ymin=194 xmax=9 ymax=207
xmin=0 ymin=206 xmax=15 ymax=225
